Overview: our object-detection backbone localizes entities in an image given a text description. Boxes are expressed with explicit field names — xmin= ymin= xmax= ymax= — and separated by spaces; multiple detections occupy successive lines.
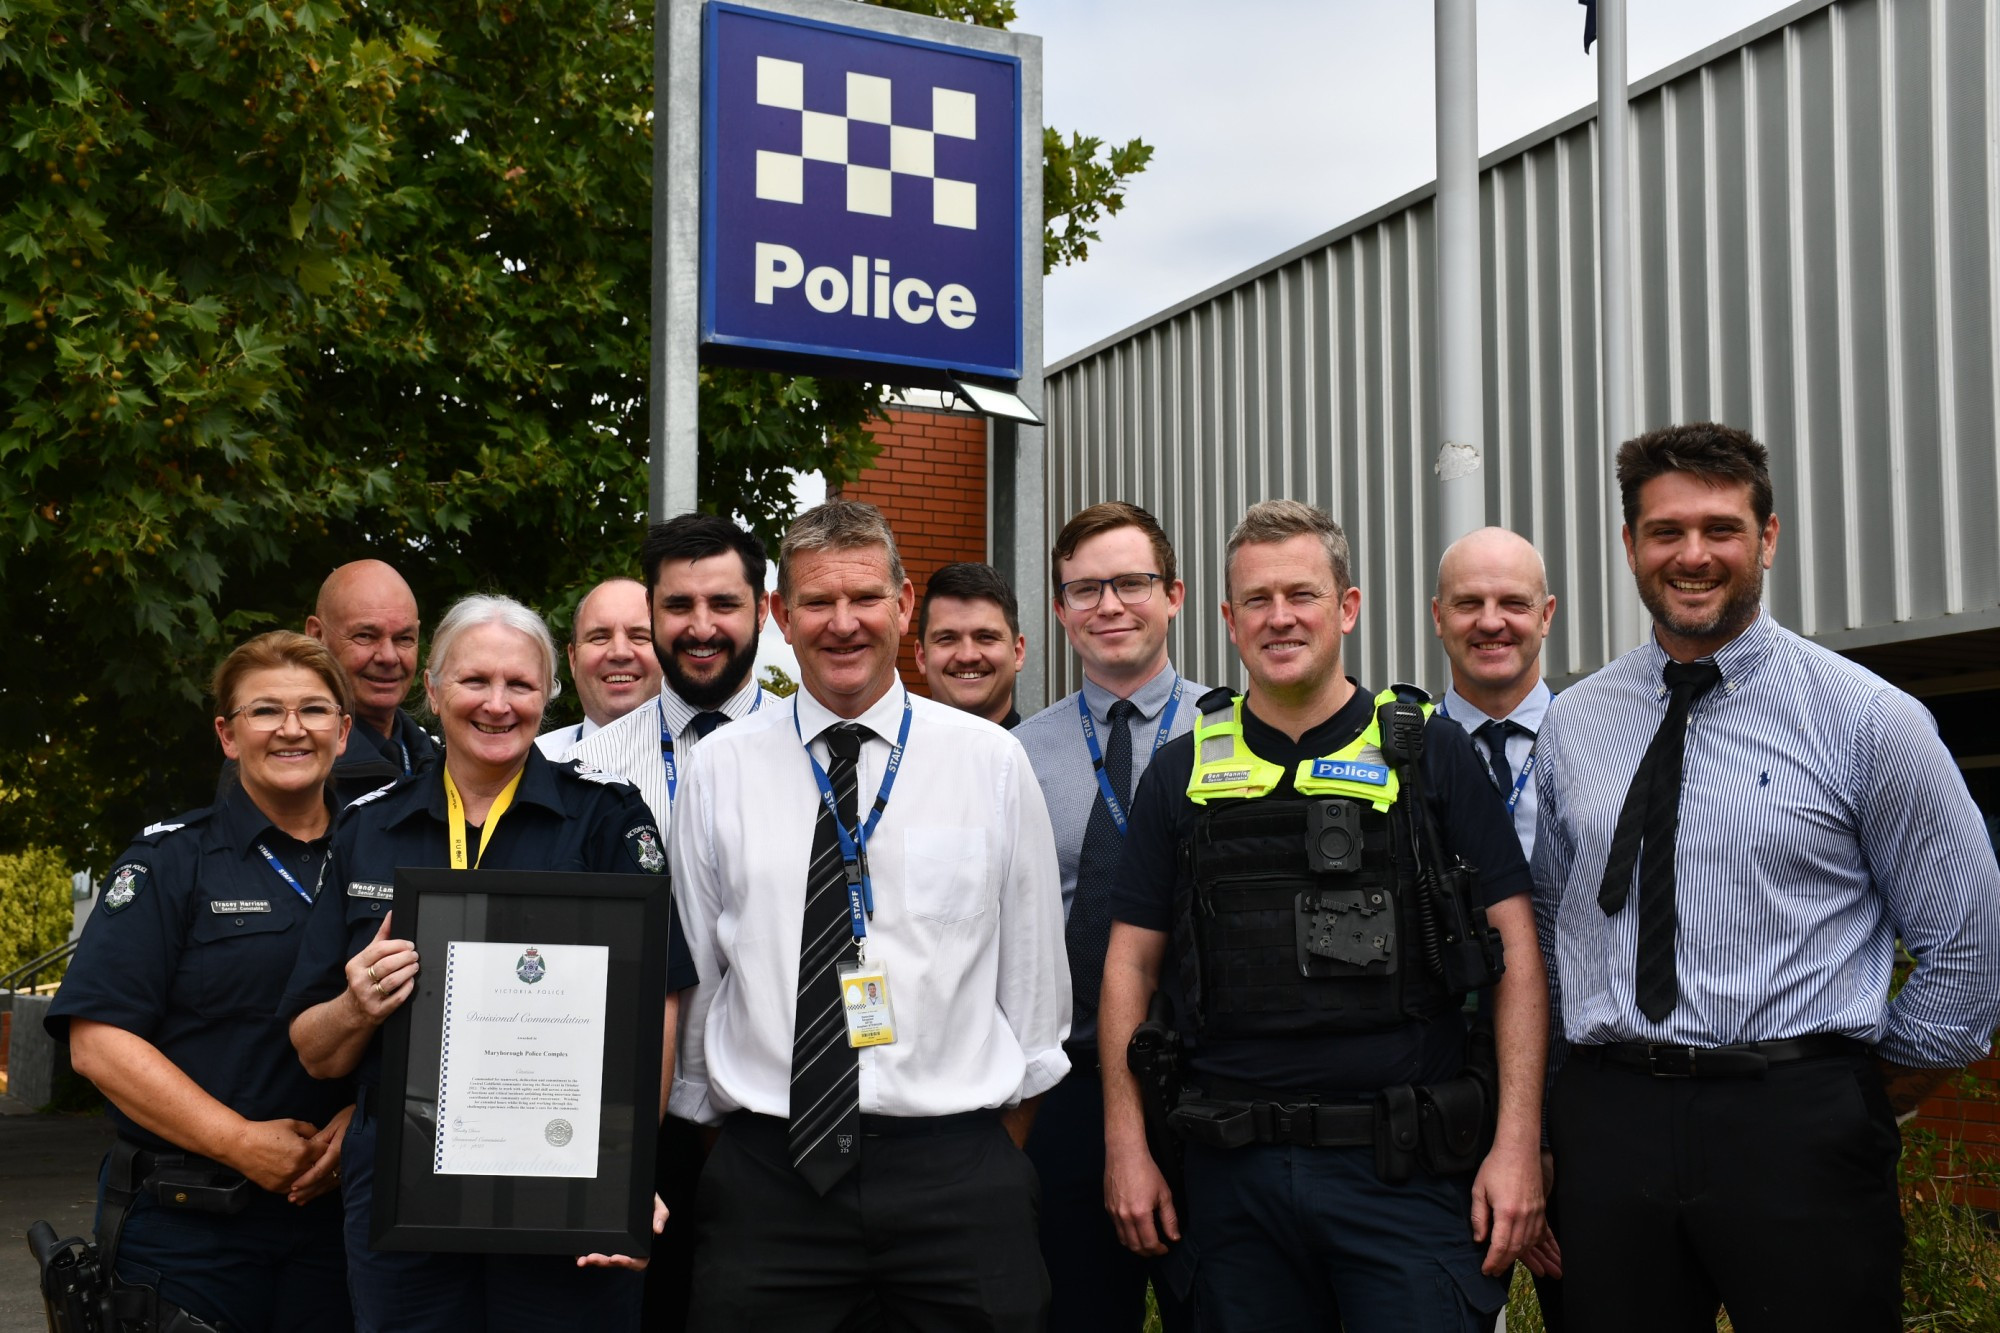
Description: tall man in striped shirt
xmin=1533 ymin=422 xmax=2000 ymax=1331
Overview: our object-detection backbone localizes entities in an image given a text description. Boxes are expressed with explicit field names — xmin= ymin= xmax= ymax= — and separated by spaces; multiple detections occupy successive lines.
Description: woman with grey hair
xmin=282 ymin=594 xmax=696 ymax=1333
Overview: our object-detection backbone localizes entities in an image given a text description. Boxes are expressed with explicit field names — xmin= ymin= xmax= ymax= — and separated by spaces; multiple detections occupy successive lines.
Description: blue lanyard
xmin=794 ymin=696 xmax=914 ymax=943
xmin=659 ymin=690 xmax=764 ymax=804
xmin=1438 ymin=699 xmax=1536 ymax=816
xmin=1078 ymin=675 xmax=1183 ymax=837
xmin=397 ymin=741 xmax=411 ymax=777
xmin=254 ymin=842 xmax=315 ymax=906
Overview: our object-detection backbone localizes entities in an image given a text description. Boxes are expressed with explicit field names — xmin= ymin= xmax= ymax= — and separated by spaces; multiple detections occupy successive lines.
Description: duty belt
xmin=1167 ymin=1086 xmax=1376 ymax=1150
xmin=1573 ymin=1034 xmax=1863 ymax=1079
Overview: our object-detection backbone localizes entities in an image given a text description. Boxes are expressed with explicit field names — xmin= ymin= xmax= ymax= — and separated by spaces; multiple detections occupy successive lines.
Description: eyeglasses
xmin=1057 ymin=572 xmax=1163 ymax=611
xmin=228 ymin=701 xmax=344 ymax=731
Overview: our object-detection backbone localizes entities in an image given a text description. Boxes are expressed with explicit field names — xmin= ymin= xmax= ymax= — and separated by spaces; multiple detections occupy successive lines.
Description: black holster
xmin=1126 ymin=991 xmax=1187 ymax=1195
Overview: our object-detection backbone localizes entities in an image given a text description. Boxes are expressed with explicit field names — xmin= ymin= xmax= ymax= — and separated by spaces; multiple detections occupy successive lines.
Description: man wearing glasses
xmin=1014 ymin=501 xmax=1205 ymax=1332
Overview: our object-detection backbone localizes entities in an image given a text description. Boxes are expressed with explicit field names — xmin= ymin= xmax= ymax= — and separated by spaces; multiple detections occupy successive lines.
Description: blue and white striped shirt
xmin=1532 ymin=611 xmax=2000 ymax=1068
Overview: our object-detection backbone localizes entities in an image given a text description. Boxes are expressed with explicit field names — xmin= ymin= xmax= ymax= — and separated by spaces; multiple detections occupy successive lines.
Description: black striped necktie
xmin=789 ymin=722 xmax=864 ymax=1194
xmin=1597 ymin=659 xmax=1724 ymax=1022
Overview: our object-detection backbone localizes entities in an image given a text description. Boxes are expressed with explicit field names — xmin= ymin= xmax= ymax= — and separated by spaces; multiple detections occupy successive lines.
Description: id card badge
xmin=838 ymin=960 xmax=897 ymax=1048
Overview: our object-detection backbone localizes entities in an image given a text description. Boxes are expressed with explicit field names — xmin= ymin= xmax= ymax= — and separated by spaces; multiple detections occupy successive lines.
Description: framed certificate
xmin=372 ymin=868 xmax=672 ymax=1256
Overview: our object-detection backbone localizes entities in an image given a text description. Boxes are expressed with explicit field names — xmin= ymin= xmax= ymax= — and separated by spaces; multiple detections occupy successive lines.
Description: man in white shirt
xmin=568 ymin=513 xmax=776 ymax=1333
xmin=1012 ymin=502 xmax=1204 ymax=1332
xmin=670 ymin=501 xmax=1069 ymax=1332
xmin=536 ymin=577 xmax=663 ymax=760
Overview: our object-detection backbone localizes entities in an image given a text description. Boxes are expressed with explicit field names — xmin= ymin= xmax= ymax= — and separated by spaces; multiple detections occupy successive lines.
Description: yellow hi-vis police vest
xmin=1185 ymin=688 xmax=1426 ymax=811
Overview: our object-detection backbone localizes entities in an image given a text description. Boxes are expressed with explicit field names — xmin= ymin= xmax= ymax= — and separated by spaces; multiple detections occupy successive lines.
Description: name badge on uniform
xmin=346 ymin=882 xmax=395 ymax=901
xmin=837 ymin=960 xmax=897 ymax=1048
xmin=209 ymin=900 xmax=272 ymax=914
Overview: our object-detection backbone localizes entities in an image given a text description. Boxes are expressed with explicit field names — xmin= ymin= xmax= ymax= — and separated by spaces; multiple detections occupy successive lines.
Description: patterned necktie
xmin=1475 ymin=719 xmax=1516 ymax=793
xmin=1597 ymin=659 xmax=1725 ymax=1022
xmin=1068 ymin=698 xmax=1138 ymax=1033
xmin=789 ymin=723 xmax=864 ymax=1194
xmin=690 ymin=710 xmax=728 ymax=739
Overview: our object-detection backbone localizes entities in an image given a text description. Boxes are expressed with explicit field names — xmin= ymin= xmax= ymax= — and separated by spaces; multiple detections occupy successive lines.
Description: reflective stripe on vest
xmin=1185 ymin=688 xmax=1429 ymax=811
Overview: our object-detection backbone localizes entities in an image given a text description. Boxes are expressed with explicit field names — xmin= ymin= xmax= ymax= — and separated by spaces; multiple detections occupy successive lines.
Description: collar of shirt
xmin=389 ymin=746 xmax=572 ymax=829
xmin=1640 ymin=608 xmax=1778 ymax=698
xmin=793 ymin=678 xmax=909 ymax=760
xmin=1442 ymin=678 xmax=1552 ymax=734
xmin=205 ymin=784 xmax=335 ymax=859
xmin=657 ymin=675 xmax=766 ymax=742
xmin=1079 ymin=662 xmax=1181 ymax=726
xmin=576 ymin=716 xmax=601 ymax=743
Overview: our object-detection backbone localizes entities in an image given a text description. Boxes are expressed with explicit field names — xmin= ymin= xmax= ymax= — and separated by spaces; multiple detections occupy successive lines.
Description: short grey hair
xmin=778 ymin=500 xmax=906 ymax=598
xmin=425 ymin=594 xmax=563 ymax=700
xmin=1225 ymin=500 xmax=1352 ymax=595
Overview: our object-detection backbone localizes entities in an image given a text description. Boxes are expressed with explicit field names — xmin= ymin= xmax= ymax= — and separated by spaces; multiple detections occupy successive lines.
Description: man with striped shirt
xmin=1533 ymin=422 xmax=2000 ymax=1331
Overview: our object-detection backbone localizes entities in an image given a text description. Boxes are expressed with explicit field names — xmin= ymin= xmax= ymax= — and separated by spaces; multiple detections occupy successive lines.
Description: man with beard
xmin=305 ymin=559 xmax=437 ymax=805
xmin=570 ymin=512 xmax=777 ymax=1333
xmin=915 ymin=562 xmax=1027 ymax=728
xmin=537 ymin=578 xmax=665 ymax=759
xmin=1533 ymin=422 xmax=2000 ymax=1330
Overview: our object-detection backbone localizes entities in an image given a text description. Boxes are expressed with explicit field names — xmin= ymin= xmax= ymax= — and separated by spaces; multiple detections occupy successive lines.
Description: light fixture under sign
xmin=948 ymin=376 xmax=1044 ymax=426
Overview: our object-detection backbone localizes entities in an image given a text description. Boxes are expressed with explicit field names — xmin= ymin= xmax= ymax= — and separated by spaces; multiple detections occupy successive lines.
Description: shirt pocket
xmin=186 ymin=909 xmax=302 ymax=1017
xmin=902 ymin=828 xmax=991 ymax=925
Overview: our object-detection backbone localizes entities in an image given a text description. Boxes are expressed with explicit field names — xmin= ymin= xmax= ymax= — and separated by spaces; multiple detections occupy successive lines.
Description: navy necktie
xmin=690 ymin=710 xmax=728 ymax=739
xmin=789 ymin=723 xmax=864 ymax=1193
xmin=1069 ymin=699 xmax=1138 ymax=1033
xmin=1475 ymin=719 xmax=1517 ymax=794
xmin=1597 ymin=659 xmax=1724 ymax=1022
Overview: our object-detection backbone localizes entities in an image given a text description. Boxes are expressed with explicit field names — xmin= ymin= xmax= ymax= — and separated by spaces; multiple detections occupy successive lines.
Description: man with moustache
xmin=670 ymin=501 xmax=1067 ymax=1331
xmin=1012 ymin=502 xmax=1204 ymax=1331
xmin=569 ymin=514 xmax=777 ymax=1332
xmin=1431 ymin=526 xmax=1564 ymax=1326
xmin=1533 ymin=423 xmax=2000 ymax=1330
xmin=1101 ymin=500 xmax=1547 ymax=1332
xmin=538 ymin=578 xmax=665 ymax=760
xmin=304 ymin=559 xmax=437 ymax=806
xmin=915 ymin=562 xmax=1027 ymax=728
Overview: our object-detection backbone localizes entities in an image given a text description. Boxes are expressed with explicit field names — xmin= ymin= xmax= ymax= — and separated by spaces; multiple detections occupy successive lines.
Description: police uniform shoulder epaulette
xmin=133 ymin=807 xmax=213 ymax=845
xmin=346 ymin=781 xmax=397 ymax=809
xmin=564 ymin=759 xmax=636 ymax=790
xmin=1196 ymin=685 xmax=1238 ymax=715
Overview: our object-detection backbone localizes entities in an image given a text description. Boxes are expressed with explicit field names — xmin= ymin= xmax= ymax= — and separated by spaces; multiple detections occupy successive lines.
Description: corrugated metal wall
xmin=1042 ymin=0 xmax=2000 ymax=699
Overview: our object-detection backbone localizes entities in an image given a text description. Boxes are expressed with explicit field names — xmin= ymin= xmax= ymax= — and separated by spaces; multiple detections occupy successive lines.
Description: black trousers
xmin=1550 ymin=1047 xmax=1903 ymax=1333
xmin=1023 ymin=1061 xmax=1197 ymax=1332
xmin=686 ymin=1112 xmax=1048 ymax=1333
xmin=643 ymin=1115 xmax=708 ymax=1332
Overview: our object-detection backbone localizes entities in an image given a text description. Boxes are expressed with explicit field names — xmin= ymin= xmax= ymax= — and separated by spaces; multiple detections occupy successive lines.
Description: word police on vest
xmin=755 ymin=243 xmax=978 ymax=329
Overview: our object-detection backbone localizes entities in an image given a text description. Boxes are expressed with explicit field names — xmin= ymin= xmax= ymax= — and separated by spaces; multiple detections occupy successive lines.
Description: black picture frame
xmin=372 ymin=867 xmax=670 ymax=1256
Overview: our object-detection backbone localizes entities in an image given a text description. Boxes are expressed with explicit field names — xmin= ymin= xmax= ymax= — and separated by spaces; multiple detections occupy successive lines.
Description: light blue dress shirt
xmin=1440 ymin=679 xmax=1550 ymax=863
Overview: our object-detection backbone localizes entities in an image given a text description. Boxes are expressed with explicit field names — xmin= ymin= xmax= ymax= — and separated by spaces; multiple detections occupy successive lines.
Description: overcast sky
xmin=1019 ymin=0 xmax=1802 ymax=362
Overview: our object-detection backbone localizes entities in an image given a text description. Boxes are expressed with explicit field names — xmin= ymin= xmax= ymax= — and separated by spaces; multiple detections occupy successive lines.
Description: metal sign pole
xmin=651 ymin=0 xmax=703 ymax=522
xmin=1596 ymin=0 xmax=1643 ymax=653
xmin=1434 ymin=0 xmax=1485 ymax=548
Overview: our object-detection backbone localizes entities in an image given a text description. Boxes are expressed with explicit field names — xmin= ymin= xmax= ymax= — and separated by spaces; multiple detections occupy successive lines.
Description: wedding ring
xmin=366 ymin=964 xmax=379 ymax=983
xmin=374 ymin=979 xmax=386 ymax=996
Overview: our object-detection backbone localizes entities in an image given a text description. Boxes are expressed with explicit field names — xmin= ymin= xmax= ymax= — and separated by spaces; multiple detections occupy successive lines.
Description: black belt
xmin=1169 ymin=1090 xmax=1375 ymax=1149
xmin=729 ymin=1108 xmax=999 ymax=1140
xmin=1574 ymin=1034 xmax=1863 ymax=1079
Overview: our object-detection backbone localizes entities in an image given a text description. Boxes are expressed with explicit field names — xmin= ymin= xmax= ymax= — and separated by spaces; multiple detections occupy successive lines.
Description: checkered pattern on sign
xmin=752 ymin=56 xmax=979 ymax=230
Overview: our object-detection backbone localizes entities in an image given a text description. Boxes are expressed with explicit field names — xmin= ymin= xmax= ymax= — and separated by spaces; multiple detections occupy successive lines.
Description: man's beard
xmin=659 ymin=634 xmax=759 ymax=709
xmin=1638 ymin=562 xmax=1765 ymax=648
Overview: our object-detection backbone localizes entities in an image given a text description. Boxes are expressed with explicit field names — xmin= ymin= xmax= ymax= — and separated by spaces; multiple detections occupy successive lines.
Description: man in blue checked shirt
xmin=1533 ymin=421 xmax=2000 ymax=1332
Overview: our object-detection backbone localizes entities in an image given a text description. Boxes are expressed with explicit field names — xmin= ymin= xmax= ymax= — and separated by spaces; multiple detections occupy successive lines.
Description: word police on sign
xmin=700 ymin=2 xmax=1024 ymax=380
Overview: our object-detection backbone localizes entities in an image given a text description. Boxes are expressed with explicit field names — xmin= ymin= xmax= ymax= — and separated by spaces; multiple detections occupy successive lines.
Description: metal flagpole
xmin=1596 ymin=0 xmax=1643 ymax=652
xmin=1434 ymin=0 xmax=1485 ymax=547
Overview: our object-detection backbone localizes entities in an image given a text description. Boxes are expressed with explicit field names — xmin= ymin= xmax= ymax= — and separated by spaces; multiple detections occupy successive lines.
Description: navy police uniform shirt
xmin=329 ymin=707 xmax=438 ymax=809
xmin=48 ymin=788 xmax=350 ymax=1153
xmin=1109 ymin=682 xmax=1531 ymax=1096
xmin=278 ymin=747 xmax=697 ymax=1090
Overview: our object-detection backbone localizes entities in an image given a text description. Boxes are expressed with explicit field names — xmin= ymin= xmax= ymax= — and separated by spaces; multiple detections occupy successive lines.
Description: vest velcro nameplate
xmin=1200 ymin=768 xmax=1254 ymax=785
xmin=209 ymin=899 xmax=273 ymax=914
xmin=1310 ymin=758 xmax=1389 ymax=787
xmin=346 ymin=881 xmax=395 ymax=901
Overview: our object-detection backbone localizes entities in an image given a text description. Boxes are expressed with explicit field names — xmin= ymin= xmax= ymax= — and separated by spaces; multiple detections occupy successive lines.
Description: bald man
xmin=537 ymin=578 xmax=664 ymax=760
xmin=305 ymin=559 xmax=438 ymax=806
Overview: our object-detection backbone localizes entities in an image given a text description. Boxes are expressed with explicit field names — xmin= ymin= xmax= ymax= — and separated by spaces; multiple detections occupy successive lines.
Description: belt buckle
xmin=1646 ymin=1044 xmax=1694 ymax=1078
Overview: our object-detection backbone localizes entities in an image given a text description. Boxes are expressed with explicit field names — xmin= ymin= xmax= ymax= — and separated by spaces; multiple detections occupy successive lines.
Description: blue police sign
xmin=700 ymin=3 xmax=1024 ymax=380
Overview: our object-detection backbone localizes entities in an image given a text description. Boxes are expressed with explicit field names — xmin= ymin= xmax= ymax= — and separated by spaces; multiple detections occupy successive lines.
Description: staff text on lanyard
xmin=796 ymin=697 xmax=914 ymax=960
xmin=1078 ymin=675 xmax=1184 ymax=837
xmin=659 ymin=690 xmax=764 ymax=806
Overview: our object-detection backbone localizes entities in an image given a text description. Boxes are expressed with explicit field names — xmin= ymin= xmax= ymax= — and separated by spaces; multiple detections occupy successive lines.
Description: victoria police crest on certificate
xmin=433 ymin=940 xmax=610 ymax=1177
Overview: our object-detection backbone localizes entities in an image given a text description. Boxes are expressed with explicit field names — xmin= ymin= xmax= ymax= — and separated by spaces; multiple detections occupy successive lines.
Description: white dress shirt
xmin=1440 ymin=679 xmax=1550 ymax=862
xmin=568 ymin=677 xmax=771 ymax=827
xmin=533 ymin=716 xmax=598 ymax=761
xmin=668 ymin=680 xmax=1071 ymax=1125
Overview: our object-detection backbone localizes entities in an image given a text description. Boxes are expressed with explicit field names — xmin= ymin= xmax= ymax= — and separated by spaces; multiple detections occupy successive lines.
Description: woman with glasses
xmin=282 ymin=593 xmax=692 ymax=1333
xmin=47 ymin=631 xmax=359 ymax=1332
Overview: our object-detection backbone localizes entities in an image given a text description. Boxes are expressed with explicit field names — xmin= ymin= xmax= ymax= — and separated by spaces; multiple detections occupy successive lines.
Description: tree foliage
xmin=0 ymin=0 xmax=1149 ymax=865
xmin=0 ymin=847 xmax=73 ymax=984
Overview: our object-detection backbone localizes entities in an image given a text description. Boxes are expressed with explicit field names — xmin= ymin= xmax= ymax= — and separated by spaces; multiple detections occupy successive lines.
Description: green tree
xmin=0 ymin=0 xmax=1148 ymax=865
xmin=0 ymin=847 xmax=74 ymax=984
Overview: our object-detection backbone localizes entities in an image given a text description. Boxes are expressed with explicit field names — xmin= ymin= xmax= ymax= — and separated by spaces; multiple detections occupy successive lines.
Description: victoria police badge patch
xmin=627 ymin=826 xmax=667 ymax=874
xmin=102 ymin=863 xmax=148 ymax=914
xmin=515 ymin=947 xmax=547 ymax=985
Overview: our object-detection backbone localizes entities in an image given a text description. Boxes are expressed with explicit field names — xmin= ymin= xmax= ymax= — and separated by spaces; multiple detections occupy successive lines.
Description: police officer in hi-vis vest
xmin=1098 ymin=500 xmax=1552 ymax=1332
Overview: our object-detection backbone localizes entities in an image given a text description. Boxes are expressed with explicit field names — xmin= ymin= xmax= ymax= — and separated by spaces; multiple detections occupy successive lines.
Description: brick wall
xmin=839 ymin=406 xmax=989 ymax=693
xmin=1909 ymin=1050 xmax=2000 ymax=1212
